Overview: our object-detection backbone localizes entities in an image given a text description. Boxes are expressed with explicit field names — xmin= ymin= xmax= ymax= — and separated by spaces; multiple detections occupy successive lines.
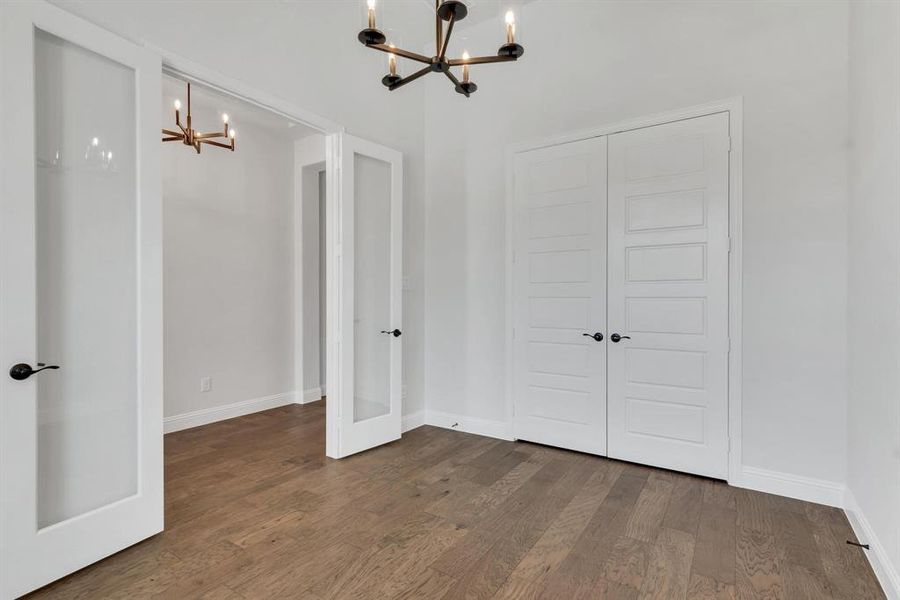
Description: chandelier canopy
xmin=358 ymin=0 xmax=525 ymax=97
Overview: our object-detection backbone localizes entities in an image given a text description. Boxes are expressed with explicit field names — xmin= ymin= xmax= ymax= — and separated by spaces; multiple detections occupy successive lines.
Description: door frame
xmin=504 ymin=97 xmax=744 ymax=484
xmin=150 ymin=49 xmax=348 ymax=455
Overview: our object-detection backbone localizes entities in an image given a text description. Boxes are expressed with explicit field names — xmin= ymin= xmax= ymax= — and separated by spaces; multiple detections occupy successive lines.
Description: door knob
xmin=610 ymin=333 xmax=631 ymax=343
xmin=9 ymin=362 xmax=60 ymax=381
xmin=582 ymin=332 xmax=603 ymax=342
xmin=380 ymin=329 xmax=402 ymax=337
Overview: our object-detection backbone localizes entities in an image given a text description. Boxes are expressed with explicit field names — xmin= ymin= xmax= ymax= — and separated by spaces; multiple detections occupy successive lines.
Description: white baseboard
xmin=424 ymin=409 xmax=514 ymax=441
xmin=736 ymin=466 xmax=845 ymax=508
xmin=300 ymin=387 xmax=324 ymax=404
xmin=845 ymin=490 xmax=900 ymax=600
xmin=164 ymin=391 xmax=296 ymax=434
xmin=402 ymin=410 xmax=426 ymax=433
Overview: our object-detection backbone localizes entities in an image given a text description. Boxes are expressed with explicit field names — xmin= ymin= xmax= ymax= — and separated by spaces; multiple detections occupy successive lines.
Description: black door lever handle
xmin=380 ymin=329 xmax=402 ymax=337
xmin=610 ymin=333 xmax=631 ymax=343
xmin=9 ymin=363 xmax=60 ymax=381
xmin=582 ymin=332 xmax=603 ymax=342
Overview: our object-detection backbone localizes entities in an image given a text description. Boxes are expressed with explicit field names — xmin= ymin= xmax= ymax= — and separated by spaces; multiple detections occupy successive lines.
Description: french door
xmin=326 ymin=133 xmax=403 ymax=458
xmin=0 ymin=2 xmax=163 ymax=598
xmin=511 ymin=137 xmax=609 ymax=455
xmin=511 ymin=112 xmax=730 ymax=479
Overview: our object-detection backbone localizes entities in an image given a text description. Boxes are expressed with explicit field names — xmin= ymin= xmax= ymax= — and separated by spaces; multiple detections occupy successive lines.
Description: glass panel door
xmin=328 ymin=133 xmax=402 ymax=458
xmin=0 ymin=3 xmax=162 ymax=597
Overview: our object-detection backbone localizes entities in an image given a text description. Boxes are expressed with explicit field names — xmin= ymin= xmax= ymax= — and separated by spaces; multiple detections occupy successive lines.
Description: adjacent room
xmin=0 ymin=1 xmax=898 ymax=599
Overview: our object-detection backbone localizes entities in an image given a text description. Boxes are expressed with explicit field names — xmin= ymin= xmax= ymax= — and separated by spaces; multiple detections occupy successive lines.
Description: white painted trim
xmin=163 ymin=392 xmax=297 ymax=434
xmin=301 ymin=387 xmax=324 ymax=404
xmin=737 ymin=466 xmax=845 ymax=508
xmin=425 ymin=410 xmax=514 ymax=441
xmin=503 ymin=97 xmax=744 ymax=483
xmin=402 ymin=410 xmax=426 ymax=433
xmin=845 ymin=491 xmax=900 ymax=600
xmin=294 ymin=136 xmax=328 ymax=424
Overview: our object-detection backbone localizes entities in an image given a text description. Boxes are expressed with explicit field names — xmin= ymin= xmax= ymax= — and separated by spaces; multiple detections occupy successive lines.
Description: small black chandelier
xmin=357 ymin=0 xmax=524 ymax=97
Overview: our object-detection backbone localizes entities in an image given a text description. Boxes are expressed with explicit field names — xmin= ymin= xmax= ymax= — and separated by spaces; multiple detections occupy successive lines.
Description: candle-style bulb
xmin=388 ymin=44 xmax=397 ymax=76
xmin=505 ymin=10 xmax=516 ymax=43
xmin=367 ymin=0 xmax=376 ymax=28
xmin=222 ymin=113 xmax=229 ymax=124
xmin=174 ymin=99 xmax=181 ymax=110
xmin=462 ymin=51 xmax=471 ymax=83
xmin=229 ymin=129 xmax=236 ymax=139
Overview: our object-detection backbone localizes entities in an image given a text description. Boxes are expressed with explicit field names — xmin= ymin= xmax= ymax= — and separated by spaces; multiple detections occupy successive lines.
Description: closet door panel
xmin=511 ymin=137 xmax=608 ymax=455
xmin=607 ymin=112 xmax=730 ymax=479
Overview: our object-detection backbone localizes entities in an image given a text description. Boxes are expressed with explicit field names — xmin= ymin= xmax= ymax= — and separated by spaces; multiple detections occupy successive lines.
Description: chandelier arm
xmin=162 ymin=128 xmax=183 ymax=137
xmin=443 ymin=69 xmax=469 ymax=97
xmin=368 ymin=44 xmax=432 ymax=65
xmin=194 ymin=131 xmax=229 ymax=140
xmin=448 ymin=55 xmax=517 ymax=66
xmin=438 ymin=14 xmax=455 ymax=60
xmin=200 ymin=139 xmax=235 ymax=150
xmin=388 ymin=65 xmax=432 ymax=91
xmin=162 ymin=136 xmax=183 ymax=142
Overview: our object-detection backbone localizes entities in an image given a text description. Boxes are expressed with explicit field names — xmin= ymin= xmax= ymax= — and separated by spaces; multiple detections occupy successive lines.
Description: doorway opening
xmin=160 ymin=73 xmax=327 ymax=438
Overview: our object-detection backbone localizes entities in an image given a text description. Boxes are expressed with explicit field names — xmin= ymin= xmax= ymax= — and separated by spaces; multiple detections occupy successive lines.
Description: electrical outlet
xmin=200 ymin=377 xmax=212 ymax=393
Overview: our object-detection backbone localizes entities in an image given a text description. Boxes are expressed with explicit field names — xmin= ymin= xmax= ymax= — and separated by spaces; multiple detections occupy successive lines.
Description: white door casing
xmin=511 ymin=137 xmax=609 ymax=455
xmin=326 ymin=133 xmax=403 ymax=458
xmin=0 ymin=2 xmax=163 ymax=598
xmin=606 ymin=112 xmax=730 ymax=479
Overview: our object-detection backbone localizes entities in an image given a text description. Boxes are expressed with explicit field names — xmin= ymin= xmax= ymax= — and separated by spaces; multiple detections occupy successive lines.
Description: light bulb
xmin=229 ymin=129 xmax=236 ymax=139
xmin=388 ymin=44 xmax=397 ymax=76
xmin=367 ymin=0 xmax=376 ymax=28
xmin=462 ymin=50 xmax=471 ymax=61
xmin=92 ymin=137 xmax=99 ymax=147
xmin=505 ymin=10 xmax=516 ymax=43
xmin=462 ymin=51 xmax=471 ymax=83
xmin=222 ymin=113 xmax=229 ymax=124
xmin=107 ymin=151 xmax=113 ymax=161
xmin=174 ymin=99 xmax=181 ymax=110
xmin=367 ymin=0 xmax=376 ymax=9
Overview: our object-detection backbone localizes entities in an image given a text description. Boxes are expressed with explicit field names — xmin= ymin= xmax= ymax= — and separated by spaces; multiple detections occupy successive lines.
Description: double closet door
xmin=512 ymin=112 xmax=730 ymax=479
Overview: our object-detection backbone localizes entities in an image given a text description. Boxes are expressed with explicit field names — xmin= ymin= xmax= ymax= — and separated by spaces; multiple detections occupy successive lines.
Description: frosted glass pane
xmin=353 ymin=154 xmax=391 ymax=423
xmin=34 ymin=29 xmax=138 ymax=528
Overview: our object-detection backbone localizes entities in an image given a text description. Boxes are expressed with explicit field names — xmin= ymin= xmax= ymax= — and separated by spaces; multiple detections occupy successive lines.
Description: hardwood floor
xmin=28 ymin=403 xmax=884 ymax=599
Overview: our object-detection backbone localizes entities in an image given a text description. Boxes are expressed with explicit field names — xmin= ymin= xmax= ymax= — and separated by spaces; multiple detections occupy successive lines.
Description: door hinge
xmin=727 ymin=136 xmax=733 ymax=153
xmin=727 ymin=237 xmax=733 ymax=254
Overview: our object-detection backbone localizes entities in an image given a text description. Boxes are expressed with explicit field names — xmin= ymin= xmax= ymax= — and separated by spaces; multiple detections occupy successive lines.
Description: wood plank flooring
xmin=27 ymin=403 xmax=884 ymax=599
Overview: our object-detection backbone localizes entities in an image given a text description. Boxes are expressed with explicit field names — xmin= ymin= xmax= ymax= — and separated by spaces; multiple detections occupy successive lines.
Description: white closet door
xmin=512 ymin=137 xmax=608 ymax=455
xmin=607 ymin=112 xmax=730 ymax=479
xmin=0 ymin=2 xmax=163 ymax=597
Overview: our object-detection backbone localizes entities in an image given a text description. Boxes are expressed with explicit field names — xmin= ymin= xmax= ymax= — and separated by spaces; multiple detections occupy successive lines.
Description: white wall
xmin=847 ymin=0 xmax=900 ymax=594
xmin=53 ymin=0 xmax=428 ymax=418
xmin=424 ymin=0 xmax=850 ymax=485
xmin=162 ymin=104 xmax=295 ymax=418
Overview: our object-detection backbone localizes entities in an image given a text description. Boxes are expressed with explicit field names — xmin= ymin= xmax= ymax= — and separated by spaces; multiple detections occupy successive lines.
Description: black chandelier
xmin=357 ymin=0 xmax=524 ymax=97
